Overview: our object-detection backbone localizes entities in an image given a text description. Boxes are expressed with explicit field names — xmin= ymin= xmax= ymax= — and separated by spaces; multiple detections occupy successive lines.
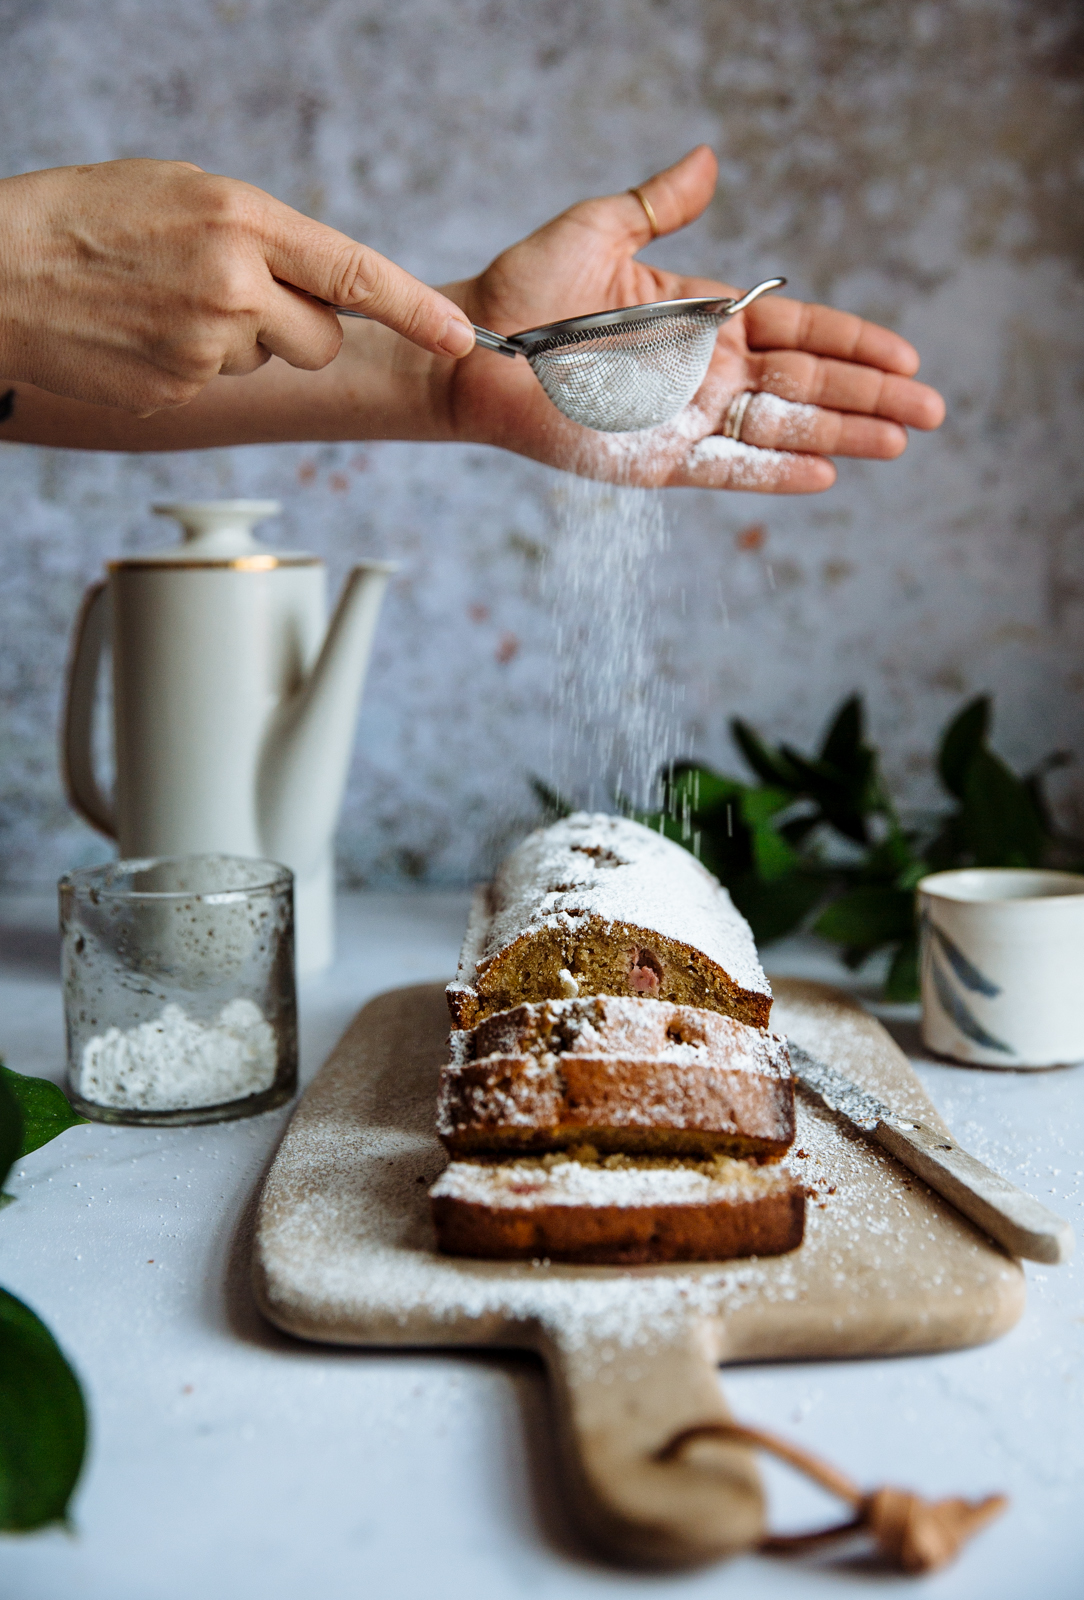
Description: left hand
xmin=444 ymin=146 xmax=945 ymax=492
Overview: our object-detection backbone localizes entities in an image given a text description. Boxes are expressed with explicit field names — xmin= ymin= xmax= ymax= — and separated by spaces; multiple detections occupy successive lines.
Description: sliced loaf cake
xmin=438 ymin=994 xmax=794 ymax=1160
xmin=430 ymin=1150 xmax=805 ymax=1265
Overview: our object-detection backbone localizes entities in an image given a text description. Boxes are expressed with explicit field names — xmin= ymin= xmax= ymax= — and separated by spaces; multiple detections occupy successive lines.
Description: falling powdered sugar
xmin=77 ymin=998 xmax=278 ymax=1111
xmin=543 ymin=468 xmax=673 ymax=811
xmin=537 ymin=391 xmax=813 ymax=812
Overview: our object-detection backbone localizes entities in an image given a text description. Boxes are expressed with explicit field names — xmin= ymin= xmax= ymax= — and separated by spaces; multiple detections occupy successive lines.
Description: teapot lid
xmin=109 ymin=501 xmax=320 ymax=569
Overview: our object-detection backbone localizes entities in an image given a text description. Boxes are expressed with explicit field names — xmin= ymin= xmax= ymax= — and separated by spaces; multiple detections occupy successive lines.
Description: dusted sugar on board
xmin=430 ymin=1150 xmax=806 ymax=1265
xmin=438 ymin=995 xmax=794 ymax=1160
xmin=446 ymin=813 xmax=771 ymax=1030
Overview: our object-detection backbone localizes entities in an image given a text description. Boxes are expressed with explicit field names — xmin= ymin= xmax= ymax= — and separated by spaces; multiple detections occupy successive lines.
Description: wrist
xmin=0 ymin=172 xmax=36 ymax=385
xmin=336 ymin=317 xmax=457 ymax=442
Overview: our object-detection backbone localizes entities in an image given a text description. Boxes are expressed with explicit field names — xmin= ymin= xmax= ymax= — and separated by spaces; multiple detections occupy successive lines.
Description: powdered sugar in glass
xmin=59 ymin=855 xmax=297 ymax=1125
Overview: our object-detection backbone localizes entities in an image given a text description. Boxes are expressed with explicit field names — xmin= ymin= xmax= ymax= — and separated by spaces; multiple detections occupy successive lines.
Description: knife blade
xmin=787 ymin=1041 xmax=1074 ymax=1266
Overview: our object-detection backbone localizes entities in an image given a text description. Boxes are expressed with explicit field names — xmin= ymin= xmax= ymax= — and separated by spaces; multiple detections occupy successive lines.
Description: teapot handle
xmin=61 ymin=581 xmax=117 ymax=838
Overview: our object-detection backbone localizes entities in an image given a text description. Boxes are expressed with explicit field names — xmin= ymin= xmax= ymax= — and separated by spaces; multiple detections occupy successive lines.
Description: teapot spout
xmin=258 ymin=561 xmax=395 ymax=875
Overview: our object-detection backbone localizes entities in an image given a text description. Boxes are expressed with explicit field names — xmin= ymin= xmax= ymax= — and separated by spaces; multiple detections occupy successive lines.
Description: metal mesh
xmin=525 ymin=311 xmax=721 ymax=433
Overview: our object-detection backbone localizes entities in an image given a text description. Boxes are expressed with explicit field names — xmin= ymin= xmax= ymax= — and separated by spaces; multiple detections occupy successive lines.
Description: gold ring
xmin=628 ymin=185 xmax=660 ymax=240
xmin=722 ymin=391 xmax=755 ymax=442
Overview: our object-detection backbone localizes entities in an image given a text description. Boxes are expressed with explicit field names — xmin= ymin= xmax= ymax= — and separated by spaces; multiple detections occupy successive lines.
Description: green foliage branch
xmin=636 ymin=694 xmax=1078 ymax=1000
xmin=536 ymin=694 xmax=1078 ymax=1003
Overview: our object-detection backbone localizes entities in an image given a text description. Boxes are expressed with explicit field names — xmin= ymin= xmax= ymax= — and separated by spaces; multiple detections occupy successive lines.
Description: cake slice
xmin=430 ymin=1150 xmax=806 ymax=1265
xmin=438 ymin=995 xmax=794 ymax=1160
xmin=446 ymin=812 xmax=771 ymax=1030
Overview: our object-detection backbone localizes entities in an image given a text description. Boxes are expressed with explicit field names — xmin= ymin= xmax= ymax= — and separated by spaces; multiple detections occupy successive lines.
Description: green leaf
xmin=895 ymin=856 xmax=930 ymax=892
xmin=960 ymin=748 xmax=1045 ymax=866
xmin=0 ymin=1068 xmax=87 ymax=1160
xmin=777 ymin=809 xmax=820 ymax=848
xmin=819 ymin=694 xmax=864 ymax=774
xmin=938 ymin=696 xmax=990 ymax=800
xmin=735 ymin=789 xmax=802 ymax=883
xmin=749 ymin=826 xmax=801 ymax=883
xmin=730 ymin=718 xmax=803 ymax=790
xmin=530 ymin=777 xmax=573 ymax=820
xmin=860 ymin=825 xmax=924 ymax=884
xmin=739 ymin=785 xmax=794 ymax=825
xmin=730 ymin=872 xmax=824 ymax=944
xmin=731 ymin=697 xmax=895 ymax=847
xmin=0 ymin=1073 xmax=21 ymax=1195
xmin=814 ymin=884 xmax=915 ymax=951
xmin=0 ymin=1288 xmax=87 ymax=1531
xmin=885 ymin=937 xmax=920 ymax=1002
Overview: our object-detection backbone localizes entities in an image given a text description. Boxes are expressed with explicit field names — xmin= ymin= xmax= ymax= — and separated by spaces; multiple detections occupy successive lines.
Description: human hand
xmin=445 ymin=146 xmax=945 ymax=491
xmin=0 ymin=159 xmax=475 ymax=413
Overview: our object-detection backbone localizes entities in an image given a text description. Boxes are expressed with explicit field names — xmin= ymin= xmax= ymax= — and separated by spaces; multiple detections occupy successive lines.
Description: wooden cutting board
xmin=252 ymin=978 xmax=1025 ymax=1566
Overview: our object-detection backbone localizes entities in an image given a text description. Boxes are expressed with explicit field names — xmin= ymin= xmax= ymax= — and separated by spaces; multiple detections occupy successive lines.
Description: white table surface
xmin=1 ymin=890 xmax=1081 ymax=1600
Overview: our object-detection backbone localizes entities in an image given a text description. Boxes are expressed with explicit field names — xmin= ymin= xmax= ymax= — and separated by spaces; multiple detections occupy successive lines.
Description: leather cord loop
xmin=658 ymin=1419 xmax=1007 ymax=1575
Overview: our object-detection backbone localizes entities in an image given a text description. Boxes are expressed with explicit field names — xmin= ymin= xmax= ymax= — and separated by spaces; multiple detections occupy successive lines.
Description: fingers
xmin=747 ymin=350 xmax=946 ymax=431
xmin=743 ymin=293 xmax=922 ymax=378
xmin=734 ymin=392 xmax=909 ymax=459
xmin=247 ymin=282 xmax=344 ymax=372
xmin=669 ymin=434 xmax=837 ymax=494
xmin=258 ymin=195 xmax=475 ymax=358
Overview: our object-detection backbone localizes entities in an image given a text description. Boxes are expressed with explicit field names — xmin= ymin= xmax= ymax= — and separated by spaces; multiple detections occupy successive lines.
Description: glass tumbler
xmin=60 ymin=855 xmax=297 ymax=1125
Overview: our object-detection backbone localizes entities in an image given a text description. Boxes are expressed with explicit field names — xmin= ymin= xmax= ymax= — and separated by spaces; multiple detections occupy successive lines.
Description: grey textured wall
xmin=2 ymin=0 xmax=1083 ymax=887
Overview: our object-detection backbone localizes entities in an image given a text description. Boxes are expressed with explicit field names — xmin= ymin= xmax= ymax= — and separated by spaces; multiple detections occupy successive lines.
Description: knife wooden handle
xmin=871 ymin=1118 xmax=1074 ymax=1265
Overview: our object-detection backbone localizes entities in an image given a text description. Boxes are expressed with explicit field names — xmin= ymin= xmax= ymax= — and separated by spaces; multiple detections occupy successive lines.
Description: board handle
xmin=540 ymin=1319 xmax=763 ymax=1565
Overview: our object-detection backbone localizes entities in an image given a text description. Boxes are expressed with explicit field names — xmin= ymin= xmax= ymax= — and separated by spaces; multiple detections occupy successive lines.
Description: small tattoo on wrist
xmin=0 ymin=389 xmax=15 ymax=424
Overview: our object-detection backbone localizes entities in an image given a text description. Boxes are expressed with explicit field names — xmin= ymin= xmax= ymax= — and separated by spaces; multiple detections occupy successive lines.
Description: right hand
xmin=0 ymin=158 xmax=476 ymax=413
xmin=445 ymin=147 xmax=945 ymax=493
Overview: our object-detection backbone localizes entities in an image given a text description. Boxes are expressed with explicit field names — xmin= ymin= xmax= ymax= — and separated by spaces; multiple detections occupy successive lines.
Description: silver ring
xmin=722 ymin=390 xmax=755 ymax=442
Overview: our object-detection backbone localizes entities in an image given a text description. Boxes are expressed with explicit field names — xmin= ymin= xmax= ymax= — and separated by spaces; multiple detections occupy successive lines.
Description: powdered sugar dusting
xmin=746 ymin=392 xmax=822 ymax=447
xmin=432 ymin=1151 xmax=794 ymax=1210
xmin=466 ymin=994 xmax=789 ymax=1075
xmin=477 ymin=812 xmax=770 ymax=1000
xmin=686 ymin=434 xmax=798 ymax=489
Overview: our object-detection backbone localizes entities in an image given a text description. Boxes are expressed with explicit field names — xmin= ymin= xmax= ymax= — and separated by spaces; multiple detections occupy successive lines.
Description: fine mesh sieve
xmin=334 ymin=276 xmax=785 ymax=434
xmin=512 ymin=310 xmax=723 ymax=433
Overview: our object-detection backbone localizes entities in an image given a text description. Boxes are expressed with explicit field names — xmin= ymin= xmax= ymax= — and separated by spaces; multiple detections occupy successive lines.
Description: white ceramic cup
xmin=917 ymin=868 xmax=1084 ymax=1068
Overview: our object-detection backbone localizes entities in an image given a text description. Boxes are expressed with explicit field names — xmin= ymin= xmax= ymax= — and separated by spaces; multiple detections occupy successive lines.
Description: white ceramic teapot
xmin=62 ymin=500 xmax=394 ymax=974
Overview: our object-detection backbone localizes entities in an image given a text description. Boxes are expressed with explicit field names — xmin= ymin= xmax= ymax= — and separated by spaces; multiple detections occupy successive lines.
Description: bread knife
xmin=787 ymin=1042 xmax=1074 ymax=1265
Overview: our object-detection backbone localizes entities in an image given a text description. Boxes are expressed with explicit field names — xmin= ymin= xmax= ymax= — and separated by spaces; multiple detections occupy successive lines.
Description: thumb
xmin=620 ymin=144 xmax=718 ymax=247
xmin=261 ymin=204 xmax=475 ymax=358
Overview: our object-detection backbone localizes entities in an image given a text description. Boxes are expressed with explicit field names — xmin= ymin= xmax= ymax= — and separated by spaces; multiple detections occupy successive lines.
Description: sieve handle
xmin=720 ymin=277 xmax=787 ymax=318
xmin=326 ymin=302 xmax=523 ymax=358
xmin=469 ymin=326 xmax=524 ymax=357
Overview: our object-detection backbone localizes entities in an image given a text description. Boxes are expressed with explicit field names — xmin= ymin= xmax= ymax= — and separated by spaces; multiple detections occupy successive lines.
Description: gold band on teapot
xmin=107 ymin=554 xmax=321 ymax=571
